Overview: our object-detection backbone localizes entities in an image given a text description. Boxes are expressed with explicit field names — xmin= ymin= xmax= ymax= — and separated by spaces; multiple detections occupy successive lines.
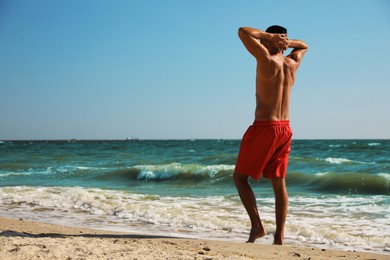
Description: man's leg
xmin=233 ymin=172 xmax=267 ymax=243
xmin=271 ymin=178 xmax=288 ymax=245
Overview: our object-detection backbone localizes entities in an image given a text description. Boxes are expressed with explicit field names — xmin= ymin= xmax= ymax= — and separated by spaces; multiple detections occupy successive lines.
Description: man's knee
xmin=271 ymin=178 xmax=286 ymax=190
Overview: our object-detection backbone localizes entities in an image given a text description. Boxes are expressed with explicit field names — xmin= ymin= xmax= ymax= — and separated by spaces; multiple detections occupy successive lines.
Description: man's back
xmin=238 ymin=27 xmax=308 ymax=121
xmin=255 ymin=53 xmax=297 ymax=121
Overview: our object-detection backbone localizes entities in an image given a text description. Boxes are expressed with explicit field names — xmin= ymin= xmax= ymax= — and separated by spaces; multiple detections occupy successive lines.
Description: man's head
xmin=266 ymin=25 xmax=287 ymax=35
xmin=263 ymin=25 xmax=288 ymax=54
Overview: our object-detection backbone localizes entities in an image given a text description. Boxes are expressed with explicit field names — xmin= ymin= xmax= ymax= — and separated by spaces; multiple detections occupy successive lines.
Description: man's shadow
xmin=0 ymin=230 xmax=175 ymax=239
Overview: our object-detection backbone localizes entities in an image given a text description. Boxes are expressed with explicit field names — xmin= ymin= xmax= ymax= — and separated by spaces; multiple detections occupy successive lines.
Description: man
xmin=233 ymin=25 xmax=308 ymax=245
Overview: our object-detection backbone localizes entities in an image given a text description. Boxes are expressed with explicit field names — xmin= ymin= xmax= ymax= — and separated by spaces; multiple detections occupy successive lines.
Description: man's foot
xmin=273 ymin=234 xmax=284 ymax=245
xmin=246 ymin=227 xmax=267 ymax=243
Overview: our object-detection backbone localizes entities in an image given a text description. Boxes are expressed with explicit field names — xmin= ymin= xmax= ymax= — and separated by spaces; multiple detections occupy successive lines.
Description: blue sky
xmin=1 ymin=0 xmax=389 ymax=139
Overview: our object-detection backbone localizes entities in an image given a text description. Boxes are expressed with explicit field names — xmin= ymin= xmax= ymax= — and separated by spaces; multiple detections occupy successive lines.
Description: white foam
xmin=324 ymin=157 xmax=353 ymax=164
xmin=378 ymin=173 xmax=390 ymax=180
xmin=0 ymin=186 xmax=389 ymax=253
xmin=75 ymin=166 xmax=106 ymax=171
xmin=315 ymin=172 xmax=329 ymax=177
xmin=134 ymin=163 xmax=235 ymax=180
xmin=287 ymin=195 xmax=390 ymax=252
xmin=0 ymin=172 xmax=33 ymax=178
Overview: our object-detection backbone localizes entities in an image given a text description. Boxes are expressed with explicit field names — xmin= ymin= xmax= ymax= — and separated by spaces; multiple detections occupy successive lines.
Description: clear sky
xmin=1 ymin=0 xmax=389 ymax=140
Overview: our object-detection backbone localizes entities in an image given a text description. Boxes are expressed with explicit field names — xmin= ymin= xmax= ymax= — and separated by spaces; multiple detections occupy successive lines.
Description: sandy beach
xmin=0 ymin=217 xmax=388 ymax=260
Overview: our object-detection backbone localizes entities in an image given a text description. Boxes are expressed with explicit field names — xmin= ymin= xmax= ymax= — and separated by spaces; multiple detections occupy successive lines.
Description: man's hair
xmin=266 ymin=25 xmax=287 ymax=34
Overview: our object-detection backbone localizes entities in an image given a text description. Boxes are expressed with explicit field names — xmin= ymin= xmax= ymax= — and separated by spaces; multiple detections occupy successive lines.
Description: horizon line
xmin=1 ymin=138 xmax=389 ymax=142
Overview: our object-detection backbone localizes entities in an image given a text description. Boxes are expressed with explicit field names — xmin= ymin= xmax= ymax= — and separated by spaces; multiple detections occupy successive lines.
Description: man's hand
xmin=269 ymin=33 xmax=289 ymax=51
xmin=286 ymin=39 xmax=309 ymax=63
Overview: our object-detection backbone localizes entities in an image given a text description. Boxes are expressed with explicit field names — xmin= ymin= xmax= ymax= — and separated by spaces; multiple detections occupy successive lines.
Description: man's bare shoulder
xmin=284 ymin=55 xmax=300 ymax=68
xmin=286 ymin=45 xmax=308 ymax=64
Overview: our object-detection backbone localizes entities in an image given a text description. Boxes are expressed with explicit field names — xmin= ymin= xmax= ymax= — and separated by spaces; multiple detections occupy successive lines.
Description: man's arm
xmin=287 ymin=39 xmax=308 ymax=64
xmin=238 ymin=27 xmax=287 ymax=61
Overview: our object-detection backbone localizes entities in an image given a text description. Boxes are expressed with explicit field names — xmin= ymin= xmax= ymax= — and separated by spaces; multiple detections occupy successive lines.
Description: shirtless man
xmin=233 ymin=25 xmax=308 ymax=245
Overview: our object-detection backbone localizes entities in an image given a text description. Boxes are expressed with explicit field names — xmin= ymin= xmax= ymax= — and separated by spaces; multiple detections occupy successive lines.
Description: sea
xmin=0 ymin=139 xmax=389 ymax=254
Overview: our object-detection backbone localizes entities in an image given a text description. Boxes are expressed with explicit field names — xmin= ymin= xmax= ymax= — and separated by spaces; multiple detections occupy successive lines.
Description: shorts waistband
xmin=252 ymin=120 xmax=290 ymax=126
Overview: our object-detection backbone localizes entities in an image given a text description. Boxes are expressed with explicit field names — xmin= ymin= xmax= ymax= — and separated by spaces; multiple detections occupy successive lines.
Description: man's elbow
xmin=238 ymin=27 xmax=244 ymax=36
xmin=301 ymin=41 xmax=309 ymax=50
xmin=238 ymin=27 xmax=248 ymax=39
xmin=295 ymin=41 xmax=309 ymax=51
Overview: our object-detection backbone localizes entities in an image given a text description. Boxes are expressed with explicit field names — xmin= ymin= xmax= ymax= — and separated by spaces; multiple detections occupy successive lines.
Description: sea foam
xmin=324 ymin=157 xmax=354 ymax=164
xmin=0 ymin=186 xmax=389 ymax=253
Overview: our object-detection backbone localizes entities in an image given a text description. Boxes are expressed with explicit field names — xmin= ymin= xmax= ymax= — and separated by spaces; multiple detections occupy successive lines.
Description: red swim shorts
xmin=235 ymin=120 xmax=293 ymax=180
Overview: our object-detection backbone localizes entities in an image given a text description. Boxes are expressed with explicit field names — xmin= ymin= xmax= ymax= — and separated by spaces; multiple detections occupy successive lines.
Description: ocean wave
xmin=287 ymin=171 xmax=390 ymax=195
xmin=2 ymin=161 xmax=388 ymax=195
xmin=139 ymin=165 xmax=390 ymax=195
xmin=290 ymin=156 xmax=368 ymax=165
xmin=92 ymin=163 xmax=390 ymax=195
xmin=94 ymin=163 xmax=235 ymax=184
xmin=134 ymin=163 xmax=234 ymax=180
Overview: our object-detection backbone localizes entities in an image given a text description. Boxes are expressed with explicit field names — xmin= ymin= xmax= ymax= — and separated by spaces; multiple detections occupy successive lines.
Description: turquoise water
xmin=0 ymin=139 xmax=389 ymax=253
